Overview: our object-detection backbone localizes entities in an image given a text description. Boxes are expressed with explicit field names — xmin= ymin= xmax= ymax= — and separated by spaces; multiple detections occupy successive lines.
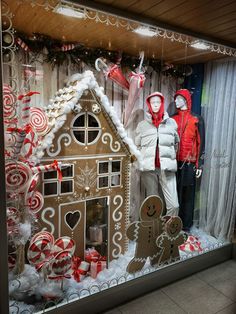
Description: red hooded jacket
xmin=146 ymin=92 xmax=165 ymax=168
xmin=172 ymin=89 xmax=205 ymax=168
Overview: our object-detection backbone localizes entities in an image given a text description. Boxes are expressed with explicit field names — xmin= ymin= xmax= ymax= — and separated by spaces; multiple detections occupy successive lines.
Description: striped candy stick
xmin=31 ymin=160 xmax=71 ymax=180
xmin=18 ymin=91 xmax=40 ymax=127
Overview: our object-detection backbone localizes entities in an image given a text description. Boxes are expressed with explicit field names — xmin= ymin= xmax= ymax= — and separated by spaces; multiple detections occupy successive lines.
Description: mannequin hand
xmin=196 ymin=169 xmax=202 ymax=178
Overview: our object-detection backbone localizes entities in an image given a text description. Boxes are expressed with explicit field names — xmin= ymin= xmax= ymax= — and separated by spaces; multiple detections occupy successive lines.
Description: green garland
xmin=10 ymin=32 xmax=189 ymax=78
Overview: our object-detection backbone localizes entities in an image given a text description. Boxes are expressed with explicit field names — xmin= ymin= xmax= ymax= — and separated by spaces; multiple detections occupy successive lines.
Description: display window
xmin=1 ymin=1 xmax=236 ymax=313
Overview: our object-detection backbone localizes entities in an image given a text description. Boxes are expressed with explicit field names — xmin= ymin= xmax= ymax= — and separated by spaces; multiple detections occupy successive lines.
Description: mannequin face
xmin=175 ymin=95 xmax=187 ymax=110
xmin=150 ymin=96 xmax=162 ymax=113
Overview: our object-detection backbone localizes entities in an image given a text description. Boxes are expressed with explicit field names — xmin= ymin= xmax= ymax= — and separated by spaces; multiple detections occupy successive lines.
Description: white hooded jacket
xmin=135 ymin=93 xmax=179 ymax=172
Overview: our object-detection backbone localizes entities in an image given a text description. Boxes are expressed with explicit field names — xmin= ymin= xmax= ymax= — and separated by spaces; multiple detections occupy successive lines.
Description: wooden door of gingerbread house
xmin=59 ymin=197 xmax=109 ymax=260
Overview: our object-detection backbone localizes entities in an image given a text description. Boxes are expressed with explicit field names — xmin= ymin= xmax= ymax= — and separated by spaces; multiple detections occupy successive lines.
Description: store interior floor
xmin=104 ymin=259 xmax=236 ymax=314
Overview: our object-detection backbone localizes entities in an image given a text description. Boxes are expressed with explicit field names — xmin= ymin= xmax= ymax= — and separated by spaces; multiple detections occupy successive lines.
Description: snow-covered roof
xmin=32 ymin=70 xmax=142 ymax=166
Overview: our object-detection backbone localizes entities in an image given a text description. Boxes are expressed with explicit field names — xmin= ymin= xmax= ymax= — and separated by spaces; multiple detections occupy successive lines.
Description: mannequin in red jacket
xmin=172 ymin=89 xmax=205 ymax=232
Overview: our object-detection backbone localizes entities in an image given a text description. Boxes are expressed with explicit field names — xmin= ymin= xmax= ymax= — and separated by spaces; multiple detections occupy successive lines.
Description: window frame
xmin=71 ymin=112 xmax=102 ymax=146
xmin=43 ymin=164 xmax=74 ymax=197
xmin=97 ymin=160 xmax=122 ymax=189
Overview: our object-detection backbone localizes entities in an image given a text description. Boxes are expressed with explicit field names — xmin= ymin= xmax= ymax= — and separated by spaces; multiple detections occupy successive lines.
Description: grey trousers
xmin=141 ymin=169 xmax=179 ymax=216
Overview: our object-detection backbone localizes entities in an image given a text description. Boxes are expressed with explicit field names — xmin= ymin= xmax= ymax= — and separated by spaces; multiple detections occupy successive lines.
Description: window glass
xmin=44 ymin=182 xmax=57 ymax=196
xmin=44 ymin=171 xmax=57 ymax=180
xmin=61 ymin=180 xmax=73 ymax=194
xmin=98 ymin=176 xmax=109 ymax=188
xmin=99 ymin=162 xmax=109 ymax=174
xmin=112 ymin=161 xmax=121 ymax=173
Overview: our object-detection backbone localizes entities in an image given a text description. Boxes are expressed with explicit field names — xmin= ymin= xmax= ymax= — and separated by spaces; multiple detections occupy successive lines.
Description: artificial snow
xmin=9 ymin=227 xmax=228 ymax=311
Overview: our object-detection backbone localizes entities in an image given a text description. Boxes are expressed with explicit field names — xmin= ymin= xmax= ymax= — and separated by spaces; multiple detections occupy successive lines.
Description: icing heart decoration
xmin=65 ymin=211 xmax=81 ymax=230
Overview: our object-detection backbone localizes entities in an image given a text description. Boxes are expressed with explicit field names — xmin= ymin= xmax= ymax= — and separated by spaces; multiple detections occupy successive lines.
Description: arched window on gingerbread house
xmin=71 ymin=112 xmax=102 ymax=146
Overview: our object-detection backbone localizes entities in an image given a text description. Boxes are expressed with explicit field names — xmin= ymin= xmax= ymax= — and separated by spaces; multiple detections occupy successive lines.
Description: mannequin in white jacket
xmin=135 ymin=92 xmax=179 ymax=216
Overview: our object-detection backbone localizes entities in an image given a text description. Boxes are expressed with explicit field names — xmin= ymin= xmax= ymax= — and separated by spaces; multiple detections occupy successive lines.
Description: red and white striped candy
xmin=51 ymin=250 xmax=72 ymax=276
xmin=7 ymin=207 xmax=20 ymax=233
xmin=29 ymin=107 xmax=49 ymax=136
xmin=3 ymin=84 xmax=16 ymax=120
xmin=25 ymin=173 xmax=39 ymax=207
xmin=53 ymin=237 xmax=75 ymax=256
xmin=61 ymin=44 xmax=75 ymax=52
xmin=5 ymin=161 xmax=31 ymax=192
xmin=27 ymin=238 xmax=53 ymax=265
xmin=31 ymin=161 xmax=60 ymax=175
xmin=20 ymin=127 xmax=38 ymax=159
xmin=16 ymin=37 xmax=30 ymax=52
xmin=29 ymin=191 xmax=44 ymax=213
xmin=31 ymin=231 xmax=54 ymax=246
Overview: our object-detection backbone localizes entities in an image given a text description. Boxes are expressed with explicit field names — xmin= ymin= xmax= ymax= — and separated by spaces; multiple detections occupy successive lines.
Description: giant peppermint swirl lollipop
xmin=29 ymin=107 xmax=49 ymax=136
xmin=3 ymin=84 xmax=16 ymax=120
xmin=5 ymin=161 xmax=31 ymax=192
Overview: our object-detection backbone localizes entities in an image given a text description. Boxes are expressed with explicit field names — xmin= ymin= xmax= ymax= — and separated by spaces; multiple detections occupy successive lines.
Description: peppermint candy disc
xmin=29 ymin=191 xmax=44 ymax=213
xmin=51 ymin=250 xmax=72 ymax=276
xmin=31 ymin=231 xmax=54 ymax=246
xmin=3 ymin=84 xmax=16 ymax=120
xmin=27 ymin=238 xmax=52 ymax=265
xmin=30 ymin=107 xmax=49 ymax=136
xmin=53 ymin=237 xmax=76 ymax=256
xmin=5 ymin=161 xmax=31 ymax=192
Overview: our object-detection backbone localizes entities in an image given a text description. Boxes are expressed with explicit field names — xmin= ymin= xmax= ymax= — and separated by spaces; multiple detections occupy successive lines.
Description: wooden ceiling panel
xmin=5 ymin=0 xmax=235 ymax=65
xmin=93 ymin=0 xmax=236 ymax=46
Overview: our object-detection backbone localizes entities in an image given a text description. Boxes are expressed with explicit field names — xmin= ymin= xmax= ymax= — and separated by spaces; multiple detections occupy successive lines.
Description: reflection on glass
xmin=111 ymin=174 xmax=120 ymax=186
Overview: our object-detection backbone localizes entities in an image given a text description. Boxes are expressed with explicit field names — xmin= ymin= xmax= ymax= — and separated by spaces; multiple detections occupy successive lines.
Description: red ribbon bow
xmin=52 ymin=160 xmax=62 ymax=181
xmin=129 ymin=72 xmax=146 ymax=88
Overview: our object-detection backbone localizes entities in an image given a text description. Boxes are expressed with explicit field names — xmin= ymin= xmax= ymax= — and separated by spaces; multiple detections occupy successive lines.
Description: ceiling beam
xmin=70 ymin=0 xmax=236 ymax=49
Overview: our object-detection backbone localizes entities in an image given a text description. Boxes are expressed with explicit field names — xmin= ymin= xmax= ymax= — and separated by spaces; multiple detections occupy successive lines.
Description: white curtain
xmin=199 ymin=59 xmax=236 ymax=240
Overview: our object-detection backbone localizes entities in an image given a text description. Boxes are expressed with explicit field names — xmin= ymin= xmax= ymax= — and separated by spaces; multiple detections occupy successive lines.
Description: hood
xmin=174 ymin=89 xmax=192 ymax=111
xmin=146 ymin=92 xmax=165 ymax=127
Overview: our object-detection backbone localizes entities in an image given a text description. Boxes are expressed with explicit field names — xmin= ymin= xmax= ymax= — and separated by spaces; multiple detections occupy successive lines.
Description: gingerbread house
xmin=34 ymin=71 xmax=141 ymax=264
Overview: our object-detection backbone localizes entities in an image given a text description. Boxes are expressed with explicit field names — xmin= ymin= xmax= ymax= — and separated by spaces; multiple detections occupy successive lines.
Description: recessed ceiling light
xmin=133 ymin=26 xmax=157 ymax=37
xmin=54 ymin=3 xmax=85 ymax=19
xmin=190 ymin=40 xmax=209 ymax=50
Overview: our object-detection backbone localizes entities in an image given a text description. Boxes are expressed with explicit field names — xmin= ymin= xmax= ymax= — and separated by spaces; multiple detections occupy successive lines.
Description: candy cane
xmin=20 ymin=125 xmax=38 ymax=159
xmin=61 ymin=44 xmax=75 ymax=52
xmin=31 ymin=161 xmax=71 ymax=180
xmin=18 ymin=91 xmax=40 ymax=126
xmin=15 ymin=37 xmax=30 ymax=52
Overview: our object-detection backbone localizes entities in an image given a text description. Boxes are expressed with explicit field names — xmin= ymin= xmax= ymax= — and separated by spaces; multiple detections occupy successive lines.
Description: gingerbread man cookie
xmin=126 ymin=195 xmax=165 ymax=273
xmin=156 ymin=216 xmax=187 ymax=265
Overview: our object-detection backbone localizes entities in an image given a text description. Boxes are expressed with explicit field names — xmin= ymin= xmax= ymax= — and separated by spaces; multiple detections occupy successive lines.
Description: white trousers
xmin=141 ymin=169 xmax=179 ymax=216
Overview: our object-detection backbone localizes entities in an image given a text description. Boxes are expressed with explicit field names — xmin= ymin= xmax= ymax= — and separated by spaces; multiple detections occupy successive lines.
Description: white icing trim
xmin=46 ymin=133 xmax=72 ymax=157
xmin=112 ymin=232 xmax=122 ymax=258
xmin=41 ymin=207 xmax=55 ymax=234
xmin=112 ymin=195 xmax=123 ymax=222
xmin=102 ymin=132 xmax=121 ymax=153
